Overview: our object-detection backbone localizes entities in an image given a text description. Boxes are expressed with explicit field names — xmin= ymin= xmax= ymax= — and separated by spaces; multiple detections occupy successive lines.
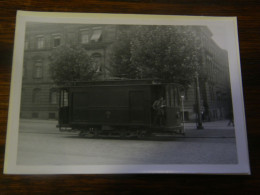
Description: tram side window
xmin=165 ymin=85 xmax=170 ymax=107
xmin=166 ymin=85 xmax=180 ymax=107
xmin=173 ymin=87 xmax=180 ymax=107
xmin=172 ymin=87 xmax=175 ymax=107
xmin=64 ymin=91 xmax=68 ymax=106
xmin=175 ymin=87 xmax=180 ymax=106
xmin=165 ymin=85 xmax=174 ymax=107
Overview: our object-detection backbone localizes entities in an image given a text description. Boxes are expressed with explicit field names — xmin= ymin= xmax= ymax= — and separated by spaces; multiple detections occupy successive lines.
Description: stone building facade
xmin=21 ymin=23 xmax=117 ymax=119
xmin=182 ymin=27 xmax=231 ymax=121
xmin=20 ymin=23 xmax=231 ymax=121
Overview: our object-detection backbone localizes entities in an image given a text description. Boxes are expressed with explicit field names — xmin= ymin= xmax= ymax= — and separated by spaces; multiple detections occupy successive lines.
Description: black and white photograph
xmin=4 ymin=11 xmax=250 ymax=174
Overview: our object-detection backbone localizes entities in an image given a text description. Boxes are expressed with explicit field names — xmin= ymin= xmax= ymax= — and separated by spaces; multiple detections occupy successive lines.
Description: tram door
xmin=129 ymin=91 xmax=145 ymax=123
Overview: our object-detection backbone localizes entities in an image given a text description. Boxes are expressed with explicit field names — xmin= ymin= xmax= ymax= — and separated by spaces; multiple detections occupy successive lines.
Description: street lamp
xmin=195 ymin=72 xmax=204 ymax=129
xmin=180 ymin=95 xmax=185 ymax=134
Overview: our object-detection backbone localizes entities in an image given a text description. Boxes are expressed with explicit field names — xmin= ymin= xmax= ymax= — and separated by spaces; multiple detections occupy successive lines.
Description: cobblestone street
xmin=17 ymin=119 xmax=238 ymax=165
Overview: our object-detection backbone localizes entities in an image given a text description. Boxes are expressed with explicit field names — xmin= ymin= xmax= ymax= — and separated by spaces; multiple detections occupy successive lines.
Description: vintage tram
xmin=58 ymin=79 xmax=184 ymax=138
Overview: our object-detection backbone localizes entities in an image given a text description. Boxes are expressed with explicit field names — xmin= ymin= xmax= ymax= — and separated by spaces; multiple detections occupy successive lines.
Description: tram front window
xmin=60 ymin=89 xmax=68 ymax=108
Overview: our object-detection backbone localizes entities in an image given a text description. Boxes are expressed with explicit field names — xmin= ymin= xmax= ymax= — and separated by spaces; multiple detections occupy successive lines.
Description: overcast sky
xmin=207 ymin=24 xmax=228 ymax=50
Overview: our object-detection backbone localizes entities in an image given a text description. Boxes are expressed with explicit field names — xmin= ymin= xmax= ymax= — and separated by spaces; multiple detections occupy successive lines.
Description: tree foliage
xmin=49 ymin=45 xmax=95 ymax=86
xmin=110 ymin=25 xmax=203 ymax=87
xmin=110 ymin=26 xmax=137 ymax=78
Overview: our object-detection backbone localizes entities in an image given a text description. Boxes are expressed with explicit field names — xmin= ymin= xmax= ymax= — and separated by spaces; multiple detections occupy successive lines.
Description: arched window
xmin=53 ymin=34 xmax=61 ymax=47
xmin=34 ymin=61 xmax=43 ymax=78
xmin=91 ymin=53 xmax=102 ymax=73
xmin=49 ymin=88 xmax=58 ymax=104
xmin=32 ymin=88 xmax=41 ymax=103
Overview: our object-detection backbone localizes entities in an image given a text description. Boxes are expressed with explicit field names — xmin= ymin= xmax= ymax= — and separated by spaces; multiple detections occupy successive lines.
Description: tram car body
xmin=58 ymin=79 xmax=183 ymax=137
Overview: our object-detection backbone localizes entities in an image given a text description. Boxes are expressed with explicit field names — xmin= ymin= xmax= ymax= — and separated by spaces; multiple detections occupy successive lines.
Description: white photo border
xmin=4 ymin=11 xmax=250 ymax=174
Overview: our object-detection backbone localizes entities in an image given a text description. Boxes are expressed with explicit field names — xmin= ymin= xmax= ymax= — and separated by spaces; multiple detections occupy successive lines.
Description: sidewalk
xmin=19 ymin=119 xmax=60 ymax=134
xmin=184 ymin=120 xmax=234 ymax=130
xmin=182 ymin=120 xmax=235 ymax=138
xmin=20 ymin=119 xmax=58 ymax=124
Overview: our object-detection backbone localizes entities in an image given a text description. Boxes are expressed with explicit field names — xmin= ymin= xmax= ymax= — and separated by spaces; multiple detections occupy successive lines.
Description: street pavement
xmin=16 ymin=119 xmax=238 ymax=165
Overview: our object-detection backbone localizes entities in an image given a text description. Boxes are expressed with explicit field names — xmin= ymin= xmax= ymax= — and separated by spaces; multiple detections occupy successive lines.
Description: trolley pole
xmin=181 ymin=95 xmax=185 ymax=134
xmin=195 ymin=72 xmax=204 ymax=129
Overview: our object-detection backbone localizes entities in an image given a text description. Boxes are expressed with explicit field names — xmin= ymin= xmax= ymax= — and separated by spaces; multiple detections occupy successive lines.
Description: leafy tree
xmin=110 ymin=25 xmax=137 ymax=78
xmin=49 ymin=45 xmax=96 ymax=86
xmin=110 ymin=25 xmax=203 ymax=87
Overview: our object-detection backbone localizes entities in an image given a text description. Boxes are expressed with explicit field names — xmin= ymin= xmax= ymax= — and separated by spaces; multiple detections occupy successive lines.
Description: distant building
xmin=182 ymin=27 xmax=231 ymax=121
xmin=20 ymin=23 xmax=231 ymax=121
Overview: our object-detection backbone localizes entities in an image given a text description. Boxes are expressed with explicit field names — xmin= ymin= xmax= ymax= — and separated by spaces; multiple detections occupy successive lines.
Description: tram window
xmin=60 ymin=90 xmax=68 ymax=107
xmin=166 ymin=85 xmax=174 ymax=107
xmin=176 ymin=88 xmax=180 ymax=106
xmin=173 ymin=87 xmax=180 ymax=106
xmin=165 ymin=85 xmax=180 ymax=107
xmin=173 ymin=87 xmax=176 ymax=107
xmin=64 ymin=91 xmax=68 ymax=106
xmin=170 ymin=86 xmax=174 ymax=106
xmin=165 ymin=86 xmax=169 ymax=106
xmin=174 ymin=87 xmax=177 ymax=106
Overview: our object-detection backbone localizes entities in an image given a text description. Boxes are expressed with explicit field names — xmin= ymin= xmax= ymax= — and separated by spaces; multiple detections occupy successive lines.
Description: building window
xmin=50 ymin=89 xmax=58 ymax=104
xmin=32 ymin=88 xmax=41 ymax=103
xmin=80 ymin=30 xmax=89 ymax=44
xmin=32 ymin=113 xmax=39 ymax=118
xmin=91 ymin=53 xmax=102 ymax=72
xmin=34 ymin=61 xmax=43 ymax=78
xmin=53 ymin=35 xmax=61 ymax=47
xmin=49 ymin=113 xmax=56 ymax=119
xmin=37 ymin=36 xmax=44 ymax=49
xmin=90 ymin=27 xmax=102 ymax=42
xmin=21 ymin=88 xmax=26 ymax=104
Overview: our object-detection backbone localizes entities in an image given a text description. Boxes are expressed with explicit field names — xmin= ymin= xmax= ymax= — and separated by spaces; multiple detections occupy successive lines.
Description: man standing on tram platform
xmin=152 ymin=96 xmax=166 ymax=126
